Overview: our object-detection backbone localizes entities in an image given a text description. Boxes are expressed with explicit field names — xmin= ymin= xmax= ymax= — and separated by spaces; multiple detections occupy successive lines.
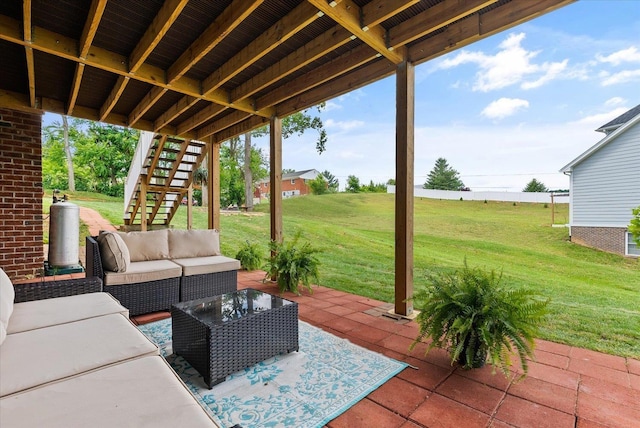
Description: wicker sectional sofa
xmin=0 ymin=269 xmax=219 ymax=427
xmin=86 ymin=228 xmax=240 ymax=316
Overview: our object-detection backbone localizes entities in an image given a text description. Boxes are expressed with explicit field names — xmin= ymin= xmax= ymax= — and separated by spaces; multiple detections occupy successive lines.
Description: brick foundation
xmin=0 ymin=108 xmax=44 ymax=280
xmin=570 ymin=226 xmax=627 ymax=256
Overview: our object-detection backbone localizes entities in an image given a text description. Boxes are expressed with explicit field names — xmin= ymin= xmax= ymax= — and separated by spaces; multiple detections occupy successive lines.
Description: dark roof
xmin=282 ymin=169 xmax=318 ymax=180
xmin=0 ymin=0 xmax=573 ymax=143
xmin=596 ymin=103 xmax=640 ymax=133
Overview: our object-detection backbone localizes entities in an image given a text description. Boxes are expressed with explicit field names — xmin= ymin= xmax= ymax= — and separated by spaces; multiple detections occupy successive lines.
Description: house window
xmin=290 ymin=179 xmax=296 ymax=185
xmin=627 ymin=232 xmax=640 ymax=257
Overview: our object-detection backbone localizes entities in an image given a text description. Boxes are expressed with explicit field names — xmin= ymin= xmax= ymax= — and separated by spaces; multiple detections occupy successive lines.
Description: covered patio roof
xmin=0 ymin=0 xmax=572 ymax=142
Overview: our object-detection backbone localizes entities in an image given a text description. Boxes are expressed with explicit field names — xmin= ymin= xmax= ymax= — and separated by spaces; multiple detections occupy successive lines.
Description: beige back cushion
xmin=0 ymin=269 xmax=15 ymax=342
xmin=168 ymin=229 xmax=220 ymax=259
xmin=97 ymin=232 xmax=130 ymax=272
xmin=117 ymin=229 xmax=169 ymax=262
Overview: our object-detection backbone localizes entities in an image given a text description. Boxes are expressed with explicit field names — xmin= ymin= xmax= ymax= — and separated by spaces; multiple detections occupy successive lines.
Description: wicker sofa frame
xmin=86 ymin=236 xmax=237 ymax=316
xmin=13 ymin=276 xmax=103 ymax=303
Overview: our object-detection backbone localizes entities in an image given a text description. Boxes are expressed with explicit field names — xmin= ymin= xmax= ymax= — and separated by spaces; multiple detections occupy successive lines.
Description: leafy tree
xmin=523 ymin=179 xmax=548 ymax=193
xmin=282 ymin=168 xmax=295 ymax=174
xmin=308 ymin=175 xmax=328 ymax=195
xmin=424 ymin=158 xmax=465 ymax=191
xmin=73 ymin=123 xmax=138 ymax=196
xmin=219 ymin=136 xmax=268 ymax=207
xmin=387 ymin=178 xmax=396 ymax=186
xmin=629 ymin=206 xmax=640 ymax=245
xmin=42 ymin=117 xmax=90 ymax=191
xmin=345 ymin=175 xmax=361 ymax=193
xmin=321 ymin=170 xmax=339 ymax=192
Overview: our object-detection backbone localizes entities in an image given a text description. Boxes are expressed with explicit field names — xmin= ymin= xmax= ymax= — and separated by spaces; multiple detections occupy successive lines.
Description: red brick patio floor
xmin=134 ymin=270 xmax=640 ymax=428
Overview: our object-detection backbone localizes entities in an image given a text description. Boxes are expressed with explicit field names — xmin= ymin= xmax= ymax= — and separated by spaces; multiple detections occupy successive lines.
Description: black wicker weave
xmin=179 ymin=270 xmax=237 ymax=302
xmin=86 ymin=236 xmax=180 ymax=316
xmin=13 ymin=276 xmax=103 ymax=303
xmin=171 ymin=289 xmax=299 ymax=388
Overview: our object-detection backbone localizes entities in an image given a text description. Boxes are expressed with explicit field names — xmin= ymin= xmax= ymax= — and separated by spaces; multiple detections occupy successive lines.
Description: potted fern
xmin=235 ymin=240 xmax=262 ymax=271
xmin=265 ymin=233 xmax=321 ymax=295
xmin=410 ymin=261 xmax=549 ymax=378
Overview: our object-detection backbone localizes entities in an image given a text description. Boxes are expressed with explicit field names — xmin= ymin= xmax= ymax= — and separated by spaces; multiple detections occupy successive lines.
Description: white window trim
xmin=290 ymin=179 xmax=296 ymax=184
xmin=625 ymin=232 xmax=640 ymax=257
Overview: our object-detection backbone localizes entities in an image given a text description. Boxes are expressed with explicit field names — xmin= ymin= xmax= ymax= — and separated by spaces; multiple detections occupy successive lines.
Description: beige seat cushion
xmin=103 ymin=260 xmax=182 ymax=286
xmin=168 ymin=229 xmax=221 ymax=259
xmin=0 ymin=313 xmax=158 ymax=397
xmin=117 ymin=229 xmax=169 ymax=262
xmin=97 ymin=232 xmax=130 ymax=272
xmin=7 ymin=293 xmax=129 ymax=334
xmin=172 ymin=256 xmax=241 ymax=276
xmin=0 ymin=269 xmax=15 ymax=342
xmin=0 ymin=356 xmax=218 ymax=427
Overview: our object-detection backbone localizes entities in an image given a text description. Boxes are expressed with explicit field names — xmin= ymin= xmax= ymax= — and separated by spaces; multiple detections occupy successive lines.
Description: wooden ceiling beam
xmin=231 ymin=25 xmax=353 ymax=102
xmin=176 ymin=103 xmax=227 ymax=136
xmin=277 ymin=58 xmax=395 ymax=117
xmin=129 ymin=0 xmax=189 ymax=73
xmin=202 ymin=2 xmax=321 ymax=95
xmin=195 ymin=110 xmax=251 ymax=141
xmin=154 ymin=95 xmax=198 ymax=131
xmin=167 ymin=0 xmax=262 ymax=84
xmin=100 ymin=76 xmax=129 ymax=120
xmin=0 ymin=15 xmax=272 ymax=117
xmin=408 ymin=0 xmax=574 ymax=65
xmin=128 ymin=87 xmax=168 ymax=127
xmin=213 ymin=115 xmax=269 ymax=144
xmin=307 ymin=0 xmax=404 ymax=64
xmin=361 ymin=0 xmax=420 ymax=30
xmin=69 ymin=0 xmax=107 ymax=115
xmin=23 ymin=0 xmax=36 ymax=108
xmin=256 ymin=43 xmax=378 ymax=110
xmin=388 ymin=0 xmax=497 ymax=48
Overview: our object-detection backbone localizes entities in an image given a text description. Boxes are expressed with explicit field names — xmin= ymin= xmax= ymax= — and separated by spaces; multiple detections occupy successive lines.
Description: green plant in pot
xmin=265 ymin=233 xmax=321 ymax=295
xmin=235 ymin=240 xmax=262 ymax=271
xmin=410 ymin=261 xmax=549 ymax=378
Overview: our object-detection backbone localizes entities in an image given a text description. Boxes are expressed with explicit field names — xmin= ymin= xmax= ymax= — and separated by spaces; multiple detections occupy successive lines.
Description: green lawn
xmin=63 ymin=192 xmax=640 ymax=358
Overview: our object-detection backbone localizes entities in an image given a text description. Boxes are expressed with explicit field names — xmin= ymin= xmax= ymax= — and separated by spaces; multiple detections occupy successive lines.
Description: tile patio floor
xmin=133 ymin=270 xmax=640 ymax=428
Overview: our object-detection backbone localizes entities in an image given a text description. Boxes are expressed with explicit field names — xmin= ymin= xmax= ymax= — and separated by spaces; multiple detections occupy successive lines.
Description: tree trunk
xmin=62 ymin=116 xmax=75 ymax=192
xmin=243 ymin=132 xmax=253 ymax=210
xmin=201 ymin=155 xmax=209 ymax=207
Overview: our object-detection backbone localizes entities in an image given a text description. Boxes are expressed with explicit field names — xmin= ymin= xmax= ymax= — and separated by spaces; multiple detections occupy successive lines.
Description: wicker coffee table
xmin=171 ymin=288 xmax=298 ymax=388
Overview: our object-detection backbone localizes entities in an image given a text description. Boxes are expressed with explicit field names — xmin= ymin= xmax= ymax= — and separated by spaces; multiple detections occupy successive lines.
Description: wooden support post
xmin=270 ymin=116 xmax=283 ymax=245
xmin=394 ymin=60 xmax=415 ymax=316
xmin=140 ymin=175 xmax=148 ymax=232
xmin=208 ymin=137 xmax=221 ymax=231
xmin=187 ymin=184 xmax=193 ymax=230
xmin=270 ymin=116 xmax=283 ymax=281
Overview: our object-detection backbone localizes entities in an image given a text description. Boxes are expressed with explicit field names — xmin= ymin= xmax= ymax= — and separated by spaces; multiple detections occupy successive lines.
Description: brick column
xmin=0 ymin=108 xmax=44 ymax=280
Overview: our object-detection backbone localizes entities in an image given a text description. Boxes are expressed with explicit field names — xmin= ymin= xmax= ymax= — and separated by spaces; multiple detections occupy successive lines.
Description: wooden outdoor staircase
xmin=123 ymin=133 xmax=207 ymax=228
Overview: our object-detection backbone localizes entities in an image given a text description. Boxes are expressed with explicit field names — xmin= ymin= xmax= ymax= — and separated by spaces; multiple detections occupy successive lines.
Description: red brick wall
xmin=571 ymin=226 xmax=627 ymax=256
xmin=0 ymin=108 xmax=44 ymax=280
xmin=258 ymin=178 xmax=311 ymax=198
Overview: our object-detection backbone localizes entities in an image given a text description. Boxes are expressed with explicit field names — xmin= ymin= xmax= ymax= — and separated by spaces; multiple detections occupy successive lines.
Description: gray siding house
xmin=560 ymin=104 xmax=640 ymax=256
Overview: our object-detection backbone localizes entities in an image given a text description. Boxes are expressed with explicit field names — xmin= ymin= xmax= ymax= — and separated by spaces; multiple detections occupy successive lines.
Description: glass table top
xmin=173 ymin=288 xmax=294 ymax=326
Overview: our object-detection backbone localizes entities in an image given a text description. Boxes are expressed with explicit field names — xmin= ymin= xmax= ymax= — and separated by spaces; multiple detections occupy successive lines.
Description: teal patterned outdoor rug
xmin=138 ymin=318 xmax=407 ymax=428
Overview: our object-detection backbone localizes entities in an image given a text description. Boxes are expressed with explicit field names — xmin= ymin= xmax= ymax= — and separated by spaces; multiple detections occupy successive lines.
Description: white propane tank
xmin=48 ymin=201 xmax=80 ymax=268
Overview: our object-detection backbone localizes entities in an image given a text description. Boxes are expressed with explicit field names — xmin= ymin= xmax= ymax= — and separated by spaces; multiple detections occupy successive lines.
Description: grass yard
xmin=60 ymin=192 xmax=640 ymax=358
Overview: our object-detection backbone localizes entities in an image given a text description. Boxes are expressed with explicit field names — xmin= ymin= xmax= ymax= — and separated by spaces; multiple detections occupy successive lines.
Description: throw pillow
xmin=0 ymin=268 xmax=15 ymax=334
xmin=97 ymin=232 xmax=131 ymax=272
xmin=168 ymin=229 xmax=221 ymax=259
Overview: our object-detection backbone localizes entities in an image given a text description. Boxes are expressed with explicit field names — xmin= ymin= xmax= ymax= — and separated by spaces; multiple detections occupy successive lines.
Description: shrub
xmin=235 ymin=241 xmax=262 ymax=271
xmin=410 ymin=261 xmax=549 ymax=379
xmin=265 ymin=233 xmax=321 ymax=295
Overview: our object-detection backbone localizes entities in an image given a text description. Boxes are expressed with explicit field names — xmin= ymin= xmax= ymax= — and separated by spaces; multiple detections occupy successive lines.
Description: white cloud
xmin=481 ymin=98 xmax=530 ymax=120
xmin=323 ymin=101 xmax=343 ymax=112
xmin=325 ymin=119 xmax=365 ymax=131
xmin=604 ymin=97 xmax=626 ymax=107
xmin=436 ymin=32 xmax=570 ymax=92
xmin=600 ymin=69 xmax=640 ymax=86
xmin=596 ymin=46 xmax=640 ymax=66
xmin=571 ymin=107 xmax=629 ymax=127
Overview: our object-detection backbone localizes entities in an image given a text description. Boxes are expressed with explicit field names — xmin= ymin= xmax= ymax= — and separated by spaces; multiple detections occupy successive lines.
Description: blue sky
xmin=252 ymin=0 xmax=640 ymax=191
xmin=44 ymin=1 xmax=640 ymax=192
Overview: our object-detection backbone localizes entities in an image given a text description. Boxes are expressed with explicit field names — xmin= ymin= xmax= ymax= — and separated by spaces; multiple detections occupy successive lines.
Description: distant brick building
xmin=256 ymin=169 xmax=321 ymax=200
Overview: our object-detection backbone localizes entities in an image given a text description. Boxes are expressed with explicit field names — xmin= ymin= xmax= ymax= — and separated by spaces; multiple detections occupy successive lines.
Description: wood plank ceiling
xmin=0 ymin=0 xmax=573 ymax=143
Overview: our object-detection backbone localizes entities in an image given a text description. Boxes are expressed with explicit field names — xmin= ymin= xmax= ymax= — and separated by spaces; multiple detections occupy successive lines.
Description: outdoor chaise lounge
xmin=0 ymin=269 xmax=219 ymax=427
